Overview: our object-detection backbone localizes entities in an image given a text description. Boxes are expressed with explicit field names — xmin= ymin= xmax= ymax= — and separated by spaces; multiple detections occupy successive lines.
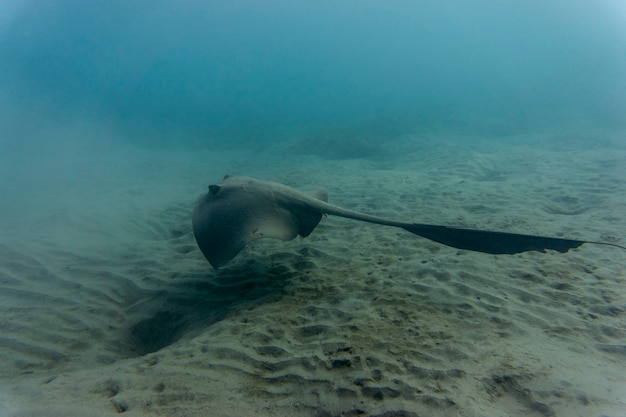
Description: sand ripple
xmin=1 ymin=143 xmax=625 ymax=416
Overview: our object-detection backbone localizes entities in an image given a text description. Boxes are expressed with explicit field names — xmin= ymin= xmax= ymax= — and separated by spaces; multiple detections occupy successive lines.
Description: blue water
xmin=2 ymin=3 xmax=626 ymax=416
xmin=1 ymin=0 xmax=625 ymax=150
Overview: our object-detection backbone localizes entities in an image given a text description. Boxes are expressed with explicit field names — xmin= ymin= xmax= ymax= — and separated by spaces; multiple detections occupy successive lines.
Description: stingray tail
xmin=402 ymin=223 xmax=587 ymax=254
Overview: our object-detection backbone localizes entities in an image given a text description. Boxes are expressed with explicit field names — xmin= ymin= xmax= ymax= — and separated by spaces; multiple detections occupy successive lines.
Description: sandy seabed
xmin=1 ymin=130 xmax=625 ymax=417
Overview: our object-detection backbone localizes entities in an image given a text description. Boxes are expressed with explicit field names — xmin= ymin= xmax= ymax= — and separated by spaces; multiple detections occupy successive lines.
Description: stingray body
xmin=192 ymin=175 xmax=623 ymax=269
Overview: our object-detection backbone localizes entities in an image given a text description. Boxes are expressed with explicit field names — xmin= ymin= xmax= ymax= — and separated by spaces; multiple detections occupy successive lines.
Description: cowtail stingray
xmin=192 ymin=176 xmax=624 ymax=269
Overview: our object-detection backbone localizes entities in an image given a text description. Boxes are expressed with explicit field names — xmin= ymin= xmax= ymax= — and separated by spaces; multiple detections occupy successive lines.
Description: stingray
xmin=192 ymin=175 xmax=624 ymax=269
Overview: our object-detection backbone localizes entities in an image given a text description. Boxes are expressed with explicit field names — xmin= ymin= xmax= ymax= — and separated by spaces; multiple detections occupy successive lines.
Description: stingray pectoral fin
xmin=402 ymin=223 xmax=586 ymax=254
xmin=309 ymin=189 xmax=328 ymax=202
xmin=296 ymin=190 xmax=327 ymax=237
xmin=194 ymin=217 xmax=301 ymax=269
xmin=295 ymin=211 xmax=322 ymax=237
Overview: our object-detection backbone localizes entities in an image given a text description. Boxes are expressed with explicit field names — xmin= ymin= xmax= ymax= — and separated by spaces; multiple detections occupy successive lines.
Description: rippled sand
xmin=1 ymin=131 xmax=625 ymax=416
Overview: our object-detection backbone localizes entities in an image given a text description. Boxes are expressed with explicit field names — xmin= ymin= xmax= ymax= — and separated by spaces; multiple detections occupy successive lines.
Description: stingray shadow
xmin=121 ymin=261 xmax=293 ymax=357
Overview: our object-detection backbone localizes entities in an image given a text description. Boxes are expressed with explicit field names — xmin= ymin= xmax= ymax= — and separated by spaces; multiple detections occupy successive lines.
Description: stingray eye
xmin=208 ymin=184 xmax=221 ymax=195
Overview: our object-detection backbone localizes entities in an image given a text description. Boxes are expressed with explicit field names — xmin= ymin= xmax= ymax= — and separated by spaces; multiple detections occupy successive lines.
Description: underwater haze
xmin=2 ymin=2 xmax=626 ymax=417
xmin=1 ymin=0 xmax=626 ymax=148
